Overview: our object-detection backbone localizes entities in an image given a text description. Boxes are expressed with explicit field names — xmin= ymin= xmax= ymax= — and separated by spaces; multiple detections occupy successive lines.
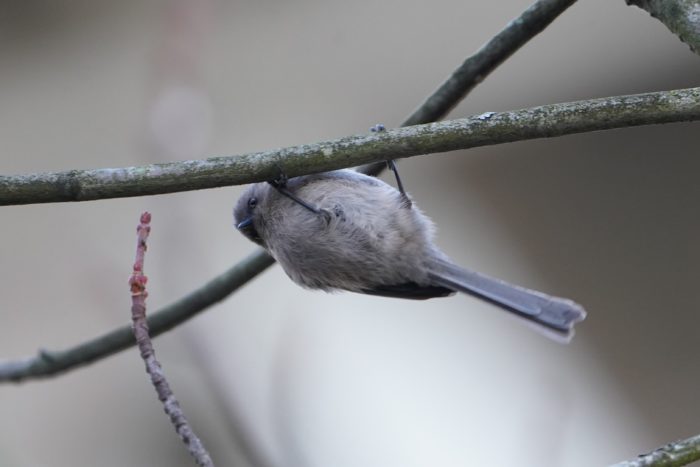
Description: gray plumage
xmin=234 ymin=169 xmax=586 ymax=340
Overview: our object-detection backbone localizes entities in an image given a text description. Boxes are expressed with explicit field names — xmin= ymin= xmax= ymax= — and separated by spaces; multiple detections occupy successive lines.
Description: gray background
xmin=1 ymin=0 xmax=699 ymax=466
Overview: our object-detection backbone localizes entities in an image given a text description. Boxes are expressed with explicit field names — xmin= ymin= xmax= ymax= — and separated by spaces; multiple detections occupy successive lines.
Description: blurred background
xmin=1 ymin=0 xmax=699 ymax=466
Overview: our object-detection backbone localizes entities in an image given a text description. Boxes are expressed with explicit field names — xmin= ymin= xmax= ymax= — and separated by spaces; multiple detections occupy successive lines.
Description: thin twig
xmin=403 ymin=0 xmax=578 ymax=127
xmin=362 ymin=0 xmax=578 ymax=176
xmin=626 ymin=0 xmax=700 ymax=55
xmin=129 ymin=212 xmax=214 ymax=467
xmin=0 ymin=249 xmax=274 ymax=383
xmin=610 ymin=434 xmax=700 ymax=467
xmin=1 ymin=87 xmax=699 ymax=206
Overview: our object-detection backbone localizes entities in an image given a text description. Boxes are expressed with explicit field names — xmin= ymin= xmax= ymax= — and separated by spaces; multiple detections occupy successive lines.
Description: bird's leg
xmin=385 ymin=160 xmax=411 ymax=208
xmin=371 ymin=124 xmax=412 ymax=208
xmin=268 ymin=172 xmax=327 ymax=217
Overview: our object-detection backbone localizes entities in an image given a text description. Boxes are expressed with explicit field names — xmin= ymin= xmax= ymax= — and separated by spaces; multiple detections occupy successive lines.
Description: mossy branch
xmin=2 ymin=87 xmax=699 ymax=206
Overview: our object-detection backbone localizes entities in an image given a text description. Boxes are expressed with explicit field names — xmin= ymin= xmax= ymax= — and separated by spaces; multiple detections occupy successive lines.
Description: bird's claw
xmin=319 ymin=208 xmax=333 ymax=224
xmin=269 ymin=170 xmax=289 ymax=189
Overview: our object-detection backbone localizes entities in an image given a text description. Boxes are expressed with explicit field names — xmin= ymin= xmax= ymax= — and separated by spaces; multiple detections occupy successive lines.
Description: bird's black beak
xmin=236 ymin=217 xmax=263 ymax=245
xmin=237 ymin=217 xmax=253 ymax=230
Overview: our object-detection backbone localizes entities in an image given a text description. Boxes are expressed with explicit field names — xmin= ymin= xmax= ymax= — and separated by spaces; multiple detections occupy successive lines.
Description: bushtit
xmin=234 ymin=169 xmax=586 ymax=340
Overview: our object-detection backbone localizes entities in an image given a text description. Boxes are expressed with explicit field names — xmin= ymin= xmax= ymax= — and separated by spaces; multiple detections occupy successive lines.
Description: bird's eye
xmin=248 ymin=197 xmax=258 ymax=209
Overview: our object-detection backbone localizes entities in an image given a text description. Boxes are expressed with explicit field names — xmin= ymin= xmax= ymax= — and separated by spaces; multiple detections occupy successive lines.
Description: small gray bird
xmin=234 ymin=169 xmax=586 ymax=340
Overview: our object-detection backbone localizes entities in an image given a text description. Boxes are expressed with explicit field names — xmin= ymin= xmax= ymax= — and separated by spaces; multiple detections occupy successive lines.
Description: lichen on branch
xmin=1 ymin=87 xmax=699 ymax=206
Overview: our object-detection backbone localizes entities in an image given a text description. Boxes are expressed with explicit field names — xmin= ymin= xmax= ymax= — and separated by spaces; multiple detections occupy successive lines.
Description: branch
xmin=626 ymin=0 xmax=700 ymax=55
xmin=129 ymin=212 xmax=214 ymax=467
xmin=2 ymin=87 xmax=699 ymax=206
xmin=0 ymin=0 xmax=581 ymax=207
xmin=363 ymin=0 xmax=578 ymax=176
xmin=403 ymin=0 xmax=578 ymax=127
xmin=611 ymin=434 xmax=700 ymax=467
xmin=0 ymin=249 xmax=274 ymax=383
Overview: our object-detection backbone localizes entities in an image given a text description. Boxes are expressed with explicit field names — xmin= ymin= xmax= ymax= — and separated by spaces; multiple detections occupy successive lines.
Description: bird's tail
xmin=426 ymin=258 xmax=586 ymax=342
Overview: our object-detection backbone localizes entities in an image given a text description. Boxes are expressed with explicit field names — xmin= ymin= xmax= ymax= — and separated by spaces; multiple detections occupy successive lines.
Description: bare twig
xmin=362 ymin=0 xmax=579 ymax=176
xmin=403 ymin=0 xmax=578 ymax=127
xmin=129 ymin=212 xmax=213 ymax=467
xmin=610 ymin=434 xmax=700 ymax=467
xmin=0 ymin=249 xmax=274 ymax=383
xmin=1 ymin=87 xmax=699 ymax=206
xmin=626 ymin=0 xmax=700 ymax=55
xmin=358 ymin=0 xmax=576 ymax=176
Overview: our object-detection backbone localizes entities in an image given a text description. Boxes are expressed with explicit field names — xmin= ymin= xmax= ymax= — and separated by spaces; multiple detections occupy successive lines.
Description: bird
xmin=234 ymin=169 xmax=586 ymax=340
